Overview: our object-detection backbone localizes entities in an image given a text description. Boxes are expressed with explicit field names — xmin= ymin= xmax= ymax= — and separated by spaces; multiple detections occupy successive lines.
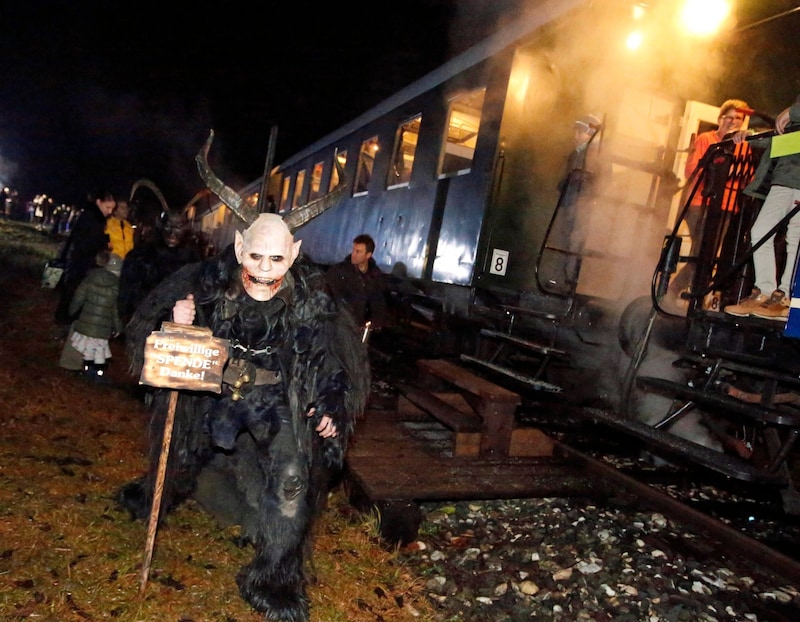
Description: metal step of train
xmin=460 ymin=354 xmax=563 ymax=393
xmin=460 ymin=324 xmax=569 ymax=393
xmin=637 ymin=375 xmax=800 ymax=428
xmin=583 ymin=407 xmax=788 ymax=486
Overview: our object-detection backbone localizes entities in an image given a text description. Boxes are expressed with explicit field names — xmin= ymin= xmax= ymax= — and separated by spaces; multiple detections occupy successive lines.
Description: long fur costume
xmin=118 ymin=235 xmax=201 ymax=320
xmin=118 ymin=245 xmax=369 ymax=621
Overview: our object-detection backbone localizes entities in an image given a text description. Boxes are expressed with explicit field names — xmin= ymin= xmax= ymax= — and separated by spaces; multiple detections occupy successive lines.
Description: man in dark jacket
xmin=325 ymin=233 xmax=389 ymax=330
xmin=55 ymin=190 xmax=116 ymax=324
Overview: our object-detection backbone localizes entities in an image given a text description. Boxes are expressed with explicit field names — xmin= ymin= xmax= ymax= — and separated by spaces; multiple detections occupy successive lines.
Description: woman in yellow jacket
xmin=105 ymin=199 xmax=134 ymax=259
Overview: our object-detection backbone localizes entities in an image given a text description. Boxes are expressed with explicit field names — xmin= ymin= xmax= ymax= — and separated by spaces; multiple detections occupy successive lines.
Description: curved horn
xmin=283 ymin=149 xmax=348 ymax=232
xmin=183 ymin=188 xmax=212 ymax=214
xmin=130 ymin=178 xmax=169 ymax=214
xmin=195 ymin=130 xmax=257 ymax=225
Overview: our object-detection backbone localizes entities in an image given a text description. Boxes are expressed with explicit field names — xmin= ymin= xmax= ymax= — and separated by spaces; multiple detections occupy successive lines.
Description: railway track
xmin=556 ymin=440 xmax=800 ymax=586
xmin=350 ymin=348 xmax=800 ymax=600
xmin=348 ymin=406 xmax=800 ymax=575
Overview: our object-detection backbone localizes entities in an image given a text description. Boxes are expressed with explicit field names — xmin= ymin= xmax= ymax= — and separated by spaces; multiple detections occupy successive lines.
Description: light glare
xmin=680 ymin=0 xmax=731 ymax=36
xmin=626 ymin=31 xmax=643 ymax=50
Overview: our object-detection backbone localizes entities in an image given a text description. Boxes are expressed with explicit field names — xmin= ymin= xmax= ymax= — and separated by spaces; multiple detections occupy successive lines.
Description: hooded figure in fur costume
xmin=118 ymin=207 xmax=369 ymax=618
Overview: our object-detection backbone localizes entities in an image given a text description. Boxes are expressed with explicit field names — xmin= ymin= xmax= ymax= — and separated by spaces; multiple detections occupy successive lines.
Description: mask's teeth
xmin=248 ymin=274 xmax=275 ymax=286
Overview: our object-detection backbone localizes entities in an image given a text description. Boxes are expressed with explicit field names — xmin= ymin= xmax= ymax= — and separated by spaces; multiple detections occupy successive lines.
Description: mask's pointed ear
xmin=291 ymin=239 xmax=302 ymax=264
xmin=234 ymin=230 xmax=244 ymax=263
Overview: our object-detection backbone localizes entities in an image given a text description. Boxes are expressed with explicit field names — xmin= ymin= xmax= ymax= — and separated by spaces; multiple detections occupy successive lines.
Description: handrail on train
xmin=650 ymin=130 xmax=797 ymax=317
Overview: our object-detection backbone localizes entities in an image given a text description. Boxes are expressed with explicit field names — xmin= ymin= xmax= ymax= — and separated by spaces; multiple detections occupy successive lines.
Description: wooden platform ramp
xmin=344 ymin=359 xmax=607 ymax=544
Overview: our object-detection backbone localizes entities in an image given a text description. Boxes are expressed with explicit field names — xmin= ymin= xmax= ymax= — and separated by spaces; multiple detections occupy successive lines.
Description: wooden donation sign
xmin=137 ymin=322 xmax=229 ymax=595
xmin=140 ymin=322 xmax=229 ymax=391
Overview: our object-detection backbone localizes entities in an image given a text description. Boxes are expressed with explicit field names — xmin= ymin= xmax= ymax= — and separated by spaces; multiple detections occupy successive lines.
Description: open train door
xmin=536 ymin=88 xmax=685 ymax=309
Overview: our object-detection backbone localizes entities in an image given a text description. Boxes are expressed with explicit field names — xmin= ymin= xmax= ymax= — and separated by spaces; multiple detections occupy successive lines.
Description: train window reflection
xmin=439 ymin=87 xmax=485 ymax=178
xmin=309 ymin=161 xmax=324 ymax=201
xmin=280 ymin=176 xmax=291 ymax=212
xmin=354 ymin=136 xmax=379 ymax=196
xmin=388 ymin=114 xmax=421 ymax=188
xmin=329 ymin=149 xmax=348 ymax=192
xmin=292 ymin=170 xmax=306 ymax=209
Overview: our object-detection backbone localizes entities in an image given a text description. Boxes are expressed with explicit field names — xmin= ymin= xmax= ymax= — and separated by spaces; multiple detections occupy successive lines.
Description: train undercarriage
xmin=378 ymin=136 xmax=800 ymax=516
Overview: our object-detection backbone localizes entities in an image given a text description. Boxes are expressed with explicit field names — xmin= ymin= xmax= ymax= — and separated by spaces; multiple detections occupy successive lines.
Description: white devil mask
xmin=234 ymin=214 xmax=302 ymax=301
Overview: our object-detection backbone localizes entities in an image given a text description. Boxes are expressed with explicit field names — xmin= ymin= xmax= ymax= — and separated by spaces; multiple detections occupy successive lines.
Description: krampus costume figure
xmin=118 ymin=179 xmax=205 ymax=322
xmin=118 ymin=135 xmax=369 ymax=621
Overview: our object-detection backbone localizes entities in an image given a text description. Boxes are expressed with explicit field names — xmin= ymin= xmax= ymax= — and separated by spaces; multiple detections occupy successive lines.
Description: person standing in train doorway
xmin=325 ymin=233 xmax=390 ymax=336
xmin=724 ymin=97 xmax=800 ymax=321
xmin=557 ymin=113 xmax=605 ymax=196
xmin=546 ymin=113 xmax=609 ymax=294
xmin=667 ymin=99 xmax=751 ymax=304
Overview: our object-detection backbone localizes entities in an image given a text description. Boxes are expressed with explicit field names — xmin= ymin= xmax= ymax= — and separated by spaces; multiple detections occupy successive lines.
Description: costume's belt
xmin=230 ymin=340 xmax=276 ymax=356
xmin=223 ymin=359 xmax=281 ymax=401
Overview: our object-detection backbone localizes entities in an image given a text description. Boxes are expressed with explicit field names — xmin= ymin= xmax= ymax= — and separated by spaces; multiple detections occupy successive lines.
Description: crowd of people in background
xmin=0 ymin=187 xmax=82 ymax=235
xmin=9 ymin=175 xmax=395 ymax=388
xmin=39 ymin=187 xmax=211 ymax=382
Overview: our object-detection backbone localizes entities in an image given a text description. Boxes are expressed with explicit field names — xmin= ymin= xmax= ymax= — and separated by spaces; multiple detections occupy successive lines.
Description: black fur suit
xmin=118 ymin=236 xmax=201 ymax=321
xmin=120 ymin=244 xmax=369 ymax=621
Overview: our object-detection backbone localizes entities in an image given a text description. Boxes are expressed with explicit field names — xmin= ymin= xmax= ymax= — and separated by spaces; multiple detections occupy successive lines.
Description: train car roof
xmin=274 ymin=0 xmax=585 ymax=171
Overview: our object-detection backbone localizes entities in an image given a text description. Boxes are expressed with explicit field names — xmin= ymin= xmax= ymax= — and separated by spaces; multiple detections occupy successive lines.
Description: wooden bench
xmin=414 ymin=358 xmax=523 ymax=457
xmin=397 ymin=384 xmax=483 ymax=456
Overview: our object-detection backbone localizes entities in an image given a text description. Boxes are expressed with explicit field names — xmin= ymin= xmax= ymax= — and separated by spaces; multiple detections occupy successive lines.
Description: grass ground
xmin=0 ymin=219 xmax=434 ymax=621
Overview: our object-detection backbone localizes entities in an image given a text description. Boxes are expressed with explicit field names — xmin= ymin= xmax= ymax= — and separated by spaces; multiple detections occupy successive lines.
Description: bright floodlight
xmin=626 ymin=30 xmax=643 ymax=51
xmin=680 ymin=0 xmax=731 ymax=36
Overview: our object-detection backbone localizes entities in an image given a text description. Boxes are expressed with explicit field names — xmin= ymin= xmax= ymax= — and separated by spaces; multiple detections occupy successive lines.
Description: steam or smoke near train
xmin=196 ymin=1 xmax=800 ymax=512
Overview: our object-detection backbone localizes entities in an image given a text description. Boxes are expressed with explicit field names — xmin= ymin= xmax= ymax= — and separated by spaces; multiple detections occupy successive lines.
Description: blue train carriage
xmin=258 ymin=2 xmax=701 ymax=398
xmin=197 ymin=1 xmax=800 ymax=511
xmin=198 ymin=1 xmax=798 ymax=351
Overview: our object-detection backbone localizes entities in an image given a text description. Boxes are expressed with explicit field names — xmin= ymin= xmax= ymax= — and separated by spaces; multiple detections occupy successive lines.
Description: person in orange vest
xmin=667 ymin=99 xmax=752 ymax=304
xmin=105 ymin=199 xmax=134 ymax=259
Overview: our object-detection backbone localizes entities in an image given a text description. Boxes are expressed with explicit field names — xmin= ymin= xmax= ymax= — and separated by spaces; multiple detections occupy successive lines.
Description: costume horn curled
xmin=195 ymin=129 xmax=348 ymax=233
xmin=196 ymin=130 xmax=258 ymax=226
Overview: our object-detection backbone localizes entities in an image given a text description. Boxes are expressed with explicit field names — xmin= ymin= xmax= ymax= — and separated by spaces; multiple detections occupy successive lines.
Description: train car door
xmin=568 ymin=88 xmax=683 ymax=305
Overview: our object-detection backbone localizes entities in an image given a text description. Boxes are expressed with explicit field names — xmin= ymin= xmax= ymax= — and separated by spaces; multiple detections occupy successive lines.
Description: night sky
xmin=0 ymin=1 xmax=797 ymax=208
xmin=0 ymin=0 xmax=512 ymax=207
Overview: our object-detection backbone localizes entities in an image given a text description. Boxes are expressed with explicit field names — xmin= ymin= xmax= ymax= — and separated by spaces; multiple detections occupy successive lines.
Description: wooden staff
xmin=139 ymin=389 xmax=179 ymax=594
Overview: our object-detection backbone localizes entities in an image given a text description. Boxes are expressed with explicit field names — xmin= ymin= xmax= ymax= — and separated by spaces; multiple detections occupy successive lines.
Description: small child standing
xmin=60 ymin=250 xmax=123 ymax=382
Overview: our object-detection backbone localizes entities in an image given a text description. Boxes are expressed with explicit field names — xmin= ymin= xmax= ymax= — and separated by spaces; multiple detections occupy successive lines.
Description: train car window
xmin=387 ymin=114 xmax=422 ymax=189
xmin=309 ymin=161 xmax=324 ymax=201
xmin=329 ymin=150 xmax=348 ymax=192
xmin=280 ymin=176 xmax=291 ymax=212
xmin=243 ymin=190 xmax=258 ymax=214
xmin=438 ymin=87 xmax=486 ymax=178
xmin=292 ymin=170 xmax=306 ymax=209
xmin=354 ymin=136 xmax=379 ymax=196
